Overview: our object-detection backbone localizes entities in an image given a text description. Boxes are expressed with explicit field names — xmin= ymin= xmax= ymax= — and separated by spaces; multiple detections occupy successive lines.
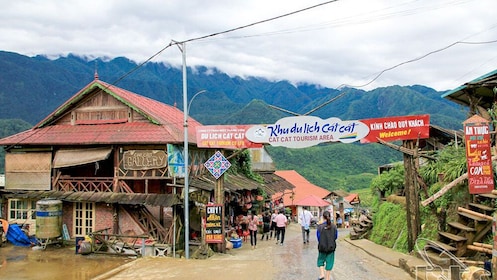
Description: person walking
xmin=248 ymin=212 xmax=259 ymax=249
xmin=269 ymin=208 xmax=278 ymax=240
xmin=260 ymin=211 xmax=271 ymax=241
xmin=274 ymin=209 xmax=288 ymax=245
xmin=316 ymin=210 xmax=338 ymax=280
xmin=299 ymin=206 xmax=314 ymax=244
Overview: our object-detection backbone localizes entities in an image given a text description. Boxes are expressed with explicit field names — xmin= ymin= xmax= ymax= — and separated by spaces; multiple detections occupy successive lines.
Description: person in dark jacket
xmin=316 ymin=210 xmax=337 ymax=280
xmin=260 ymin=211 xmax=271 ymax=241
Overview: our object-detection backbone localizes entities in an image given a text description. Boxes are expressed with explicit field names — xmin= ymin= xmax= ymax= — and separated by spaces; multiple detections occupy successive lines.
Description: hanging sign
xmin=196 ymin=125 xmax=262 ymax=149
xmin=464 ymin=115 xmax=494 ymax=194
xmin=205 ymin=204 xmax=224 ymax=243
xmin=360 ymin=114 xmax=430 ymax=143
xmin=245 ymin=116 xmax=370 ymax=149
xmin=204 ymin=151 xmax=231 ymax=179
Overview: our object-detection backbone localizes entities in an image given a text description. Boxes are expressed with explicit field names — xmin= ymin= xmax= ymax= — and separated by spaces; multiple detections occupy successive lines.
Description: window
xmin=9 ymin=199 xmax=36 ymax=221
xmin=73 ymin=202 xmax=95 ymax=237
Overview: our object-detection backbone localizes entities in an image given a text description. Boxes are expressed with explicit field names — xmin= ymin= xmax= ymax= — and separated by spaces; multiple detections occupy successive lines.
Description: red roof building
xmin=272 ymin=170 xmax=331 ymax=221
xmin=0 ymin=77 xmax=262 ymax=252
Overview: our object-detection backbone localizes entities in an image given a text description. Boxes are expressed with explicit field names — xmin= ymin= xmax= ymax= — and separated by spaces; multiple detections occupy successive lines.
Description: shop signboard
xmin=360 ymin=114 xmax=430 ymax=143
xmin=205 ymin=204 xmax=223 ymax=243
xmin=464 ymin=115 xmax=494 ymax=194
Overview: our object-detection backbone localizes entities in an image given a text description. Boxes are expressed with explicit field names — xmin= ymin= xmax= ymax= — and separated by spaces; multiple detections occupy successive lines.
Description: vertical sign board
xmin=464 ymin=115 xmax=494 ymax=194
xmin=205 ymin=204 xmax=223 ymax=243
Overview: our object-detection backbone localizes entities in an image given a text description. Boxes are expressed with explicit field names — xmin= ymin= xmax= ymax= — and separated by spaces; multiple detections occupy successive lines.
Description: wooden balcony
xmin=53 ymin=177 xmax=132 ymax=193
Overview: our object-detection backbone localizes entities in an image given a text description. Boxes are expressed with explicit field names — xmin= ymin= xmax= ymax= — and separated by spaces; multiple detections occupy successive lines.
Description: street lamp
xmin=183 ymin=89 xmax=206 ymax=259
xmin=179 ymin=39 xmax=208 ymax=259
xmin=188 ymin=90 xmax=207 ymax=114
xmin=180 ymin=42 xmax=191 ymax=259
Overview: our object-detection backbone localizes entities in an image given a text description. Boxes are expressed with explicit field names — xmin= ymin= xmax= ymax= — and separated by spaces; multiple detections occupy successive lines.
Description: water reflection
xmin=0 ymin=243 xmax=132 ymax=280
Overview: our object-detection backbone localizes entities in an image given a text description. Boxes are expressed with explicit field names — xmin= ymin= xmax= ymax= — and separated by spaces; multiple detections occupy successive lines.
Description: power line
xmin=340 ymin=39 xmax=497 ymax=89
xmin=107 ymin=0 xmax=496 ymax=115
xmin=170 ymin=0 xmax=339 ymax=45
xmin=109 ymin=1 xmax=339 ymax=87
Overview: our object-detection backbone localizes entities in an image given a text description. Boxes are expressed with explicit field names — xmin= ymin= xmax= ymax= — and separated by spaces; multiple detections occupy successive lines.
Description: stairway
xmin=122 ymin=205 xmax=169 ymax=243
xmin=433 ymin=193 xmax=495 ymax=257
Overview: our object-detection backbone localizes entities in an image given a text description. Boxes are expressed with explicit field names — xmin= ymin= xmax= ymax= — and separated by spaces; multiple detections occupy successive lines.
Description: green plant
xmin=369 ymin=202 xmax=408 ymax=253
xmin=369 ymin=163 xmax=404 ymax=197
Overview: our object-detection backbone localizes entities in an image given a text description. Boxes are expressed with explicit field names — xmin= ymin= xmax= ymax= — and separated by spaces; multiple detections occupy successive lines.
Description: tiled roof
xmin=272 ymin=170 xmax=331 ymax=206
xmin=294 ymin=194 xmax=330 ymax=207
xmin=0 ymin=79 xmax=201 ymax=146
xmin=344 ymin=193 xmax=360 ymax=204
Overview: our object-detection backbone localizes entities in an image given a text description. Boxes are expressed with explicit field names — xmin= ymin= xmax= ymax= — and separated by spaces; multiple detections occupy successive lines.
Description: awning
xmin=53 ymin=147 xmax=112 ymax=168
xmin=0 ymin=190 xmax=181 ymax=207
xmin=258 ymin=172 xmax=294 ymax=195
xmin=188 ymin=173 xmax=262 ymax=192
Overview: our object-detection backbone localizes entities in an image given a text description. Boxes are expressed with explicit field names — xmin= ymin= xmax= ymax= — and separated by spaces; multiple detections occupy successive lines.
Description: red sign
xmin=360 ymin=114 xmax=430 ymax=143
xmin=464 ymin=115 xmax=494 ymax=194
xmin=196 ymin=125 xmax=262 ymax=149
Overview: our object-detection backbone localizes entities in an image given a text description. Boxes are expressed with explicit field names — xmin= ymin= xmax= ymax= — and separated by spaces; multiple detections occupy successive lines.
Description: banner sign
xmin=360 ymin=114 xmax=430 ymax=143
xmin=196 ymin=125 xmax=262 ymax=149
xmin=464 ymin=115 xmax=494 ymax=194
xmin=205 ymin=204 xmax=224 ymax=243
xmin=245 ymin=116 xmax=370 ymax=149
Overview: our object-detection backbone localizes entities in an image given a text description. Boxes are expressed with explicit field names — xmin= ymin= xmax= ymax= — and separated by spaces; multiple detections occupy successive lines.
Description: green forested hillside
xmin=0 ymin=51 xmax=468 ymax=189
xmin=267 ymin=143 xmax=401 ymax=191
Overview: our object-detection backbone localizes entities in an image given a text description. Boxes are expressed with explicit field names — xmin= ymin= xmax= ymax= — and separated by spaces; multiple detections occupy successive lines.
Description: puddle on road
xmin=0 ymin=243 xmax=133 ymax=280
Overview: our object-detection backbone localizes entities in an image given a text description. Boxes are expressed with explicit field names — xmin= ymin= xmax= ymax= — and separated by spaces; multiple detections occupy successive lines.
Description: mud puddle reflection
xmin=0 ymin=243 xmax=133 ymax=280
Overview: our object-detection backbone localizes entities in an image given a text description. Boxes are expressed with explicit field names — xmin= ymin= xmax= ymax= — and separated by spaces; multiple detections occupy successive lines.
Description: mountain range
xmin=0 ymin=51 xmax=469 ymax=191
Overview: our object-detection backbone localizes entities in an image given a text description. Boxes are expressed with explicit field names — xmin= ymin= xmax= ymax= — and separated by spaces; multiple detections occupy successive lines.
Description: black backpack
xmin=317 ymin=223 xmax=337 ymax=253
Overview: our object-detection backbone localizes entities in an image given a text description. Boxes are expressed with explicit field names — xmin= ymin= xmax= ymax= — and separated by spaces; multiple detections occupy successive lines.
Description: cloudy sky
xmin=1 ymin=0 xmax=496 ymax=91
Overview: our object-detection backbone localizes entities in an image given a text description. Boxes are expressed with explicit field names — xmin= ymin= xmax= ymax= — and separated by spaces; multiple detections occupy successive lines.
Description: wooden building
xmin=0 ymin=76 xmax=263 ymax=252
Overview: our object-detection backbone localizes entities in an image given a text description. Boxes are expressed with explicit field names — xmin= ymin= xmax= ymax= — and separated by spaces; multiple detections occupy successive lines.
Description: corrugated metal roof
xmin=441 ymin=69 xmax=497 ymax=109
xmin=188 ymin=173 xmax=262 ymax=192
xmin=0 ymin=79 xmax=201 ymax=146
xmin=0 ymin=190 xmax=181 ymax=207
xmin=187 ymin=172 xmax=294 ymax=195
xmin=258 ymin=172 xmax=294 ymax=195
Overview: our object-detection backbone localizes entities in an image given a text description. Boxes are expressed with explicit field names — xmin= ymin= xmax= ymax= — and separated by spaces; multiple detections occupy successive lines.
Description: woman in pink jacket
xmin=248 ymin=212 xmax=259 ymax=249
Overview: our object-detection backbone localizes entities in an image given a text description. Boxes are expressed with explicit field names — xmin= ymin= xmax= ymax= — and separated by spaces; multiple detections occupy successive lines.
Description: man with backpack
xmin=299 ymin=206 xmax=314 ymax=244
xmin=316 ymin=210 xmax=337 ymax=280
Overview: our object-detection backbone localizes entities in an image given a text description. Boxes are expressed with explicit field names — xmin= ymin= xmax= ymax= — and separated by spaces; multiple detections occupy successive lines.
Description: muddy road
xmin=0 ymin=224 xmax=413 ymax=280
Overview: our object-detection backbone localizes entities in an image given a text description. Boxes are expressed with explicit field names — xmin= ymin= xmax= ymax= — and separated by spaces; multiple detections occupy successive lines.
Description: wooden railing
xmin=54 ymin=177 xmax=113 ymax=192
xmin=89 ymin=228 xmax=148 ymax=257
xmin=54 ymin=177 xmax=133 ymax=193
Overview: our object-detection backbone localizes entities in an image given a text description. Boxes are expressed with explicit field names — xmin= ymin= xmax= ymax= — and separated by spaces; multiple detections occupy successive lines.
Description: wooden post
xmin=403 ymin=140 xmax=421 ymax=252
xmin=215 ymin=172 xmax=225 ymax=253
xmin=492 ymin=212 xmax=497 ymax=280
xmin=113 ymin=204 xmax=119 ymax=235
